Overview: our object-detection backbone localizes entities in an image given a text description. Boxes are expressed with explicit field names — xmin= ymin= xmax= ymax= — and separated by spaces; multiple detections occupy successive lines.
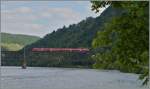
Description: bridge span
xmin=32 ymin=48 xmax=89 ymax=52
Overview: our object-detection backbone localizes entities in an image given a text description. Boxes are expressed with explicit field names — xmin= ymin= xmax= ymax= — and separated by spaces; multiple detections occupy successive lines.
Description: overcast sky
xmin=1 ymin=1 xmax=107 ymax=37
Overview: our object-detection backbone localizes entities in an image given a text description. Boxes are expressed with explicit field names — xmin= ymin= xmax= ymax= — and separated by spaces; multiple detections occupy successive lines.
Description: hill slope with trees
xmin=17 ymin=6 xmax=123 ymax=67
xmin=2 ymin=6 xmax=124 ymax=68
xmin=25 ymin=6 xmax=123 ymax=50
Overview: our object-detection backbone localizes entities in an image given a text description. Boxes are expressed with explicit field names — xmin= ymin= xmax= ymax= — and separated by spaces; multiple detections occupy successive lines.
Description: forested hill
xmin=1 ymin=32 xmax=40 ymax=51
xmin=2 ymin=6 xmax=124 ymax=67
xmin=24 ymin=6 xmax=123 ymax=51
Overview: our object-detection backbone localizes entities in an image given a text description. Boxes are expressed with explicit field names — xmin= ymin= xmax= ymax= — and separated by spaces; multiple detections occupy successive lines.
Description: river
xmin=1 ymin=66 xmax=148 ymax=89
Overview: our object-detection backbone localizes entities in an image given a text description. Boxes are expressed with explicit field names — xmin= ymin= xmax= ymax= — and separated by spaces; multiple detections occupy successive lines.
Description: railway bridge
xmin=22 ymin=48 xmax=90 ymax=69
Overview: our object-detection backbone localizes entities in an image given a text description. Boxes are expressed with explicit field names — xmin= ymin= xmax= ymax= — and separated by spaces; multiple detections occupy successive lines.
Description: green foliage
xmin=91 ymin=1 xmax=112 ymax=13
xmin=139 ymin=68 xmax=149 ymax=85
xmin=91 ymin=1 xmax=149 ymax=85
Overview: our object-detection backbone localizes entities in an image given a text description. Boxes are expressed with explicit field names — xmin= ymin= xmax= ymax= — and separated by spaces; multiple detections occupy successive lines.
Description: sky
xmin=1 ymin=1 xmax=107 ymax=37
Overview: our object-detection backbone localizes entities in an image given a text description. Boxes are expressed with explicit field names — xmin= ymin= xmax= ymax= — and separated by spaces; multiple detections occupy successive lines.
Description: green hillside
xmin=1 ymin=32 xmax=40 ymax=51
xmin=25 ymin=6 xmax=123 ymax=49
xmin=2 ymin=6 xmax=123 ymax=67
xmin=16 ymin=6 xmax=123 ymax=67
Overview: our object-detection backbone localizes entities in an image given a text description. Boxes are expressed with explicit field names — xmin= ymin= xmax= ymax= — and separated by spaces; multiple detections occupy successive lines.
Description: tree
xmin=91 ymin=1 xmax=149 ymax=85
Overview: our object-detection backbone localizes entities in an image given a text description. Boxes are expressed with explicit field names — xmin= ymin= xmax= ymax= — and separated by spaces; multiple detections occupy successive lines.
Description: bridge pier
xmin=22 ymin=48 xmax=27 ymax=69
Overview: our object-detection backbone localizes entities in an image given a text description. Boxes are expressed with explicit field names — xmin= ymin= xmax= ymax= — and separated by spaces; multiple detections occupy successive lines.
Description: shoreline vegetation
xmin=91 ymin=1 xmax=149 ymax=85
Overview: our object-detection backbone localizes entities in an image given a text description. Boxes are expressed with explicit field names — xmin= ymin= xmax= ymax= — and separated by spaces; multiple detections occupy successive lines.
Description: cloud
xmin=1 ymin=6 xmax=48 ymax=37
xmin=1 ymin=1 xmax=107 ymax=37
xmin=15 ymin=7 xmax=32 ymax=13
xmin=1 ymin=5 xmax=83 ymax=37
xmin=44 ymin=8 xmax=82 ymax=21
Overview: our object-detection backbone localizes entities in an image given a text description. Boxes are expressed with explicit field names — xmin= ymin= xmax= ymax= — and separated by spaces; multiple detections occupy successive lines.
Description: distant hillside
xmin=1 ymin=32 xmax=40 ymax=51
xmin=25 ymin=6 xmax=123 ymax=50
xmin=17 ymin=6 xmax=124 ymax=67
xmin=2 ymin=6 xmax=125 ymax=67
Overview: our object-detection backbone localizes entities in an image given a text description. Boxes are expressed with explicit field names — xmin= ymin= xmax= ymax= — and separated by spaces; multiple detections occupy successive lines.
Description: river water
xmin=1 ymin=66 xmax=148 ymax=89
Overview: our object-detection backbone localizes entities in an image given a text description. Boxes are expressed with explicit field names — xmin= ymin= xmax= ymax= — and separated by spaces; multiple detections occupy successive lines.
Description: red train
xmin=32 ymin=48 xmax=89 ymax=52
